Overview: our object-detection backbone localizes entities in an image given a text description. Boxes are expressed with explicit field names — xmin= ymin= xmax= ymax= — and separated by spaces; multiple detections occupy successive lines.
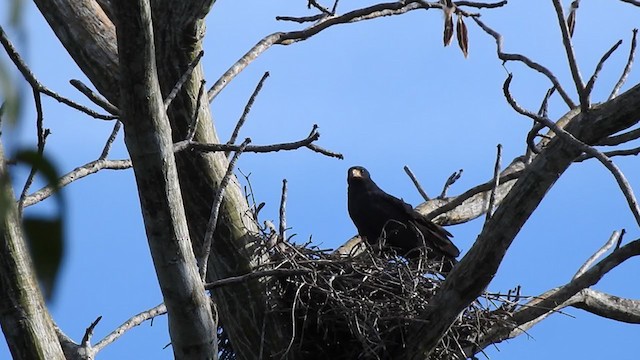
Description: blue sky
xmin=1 ymin=1 xmax=639 ymax=359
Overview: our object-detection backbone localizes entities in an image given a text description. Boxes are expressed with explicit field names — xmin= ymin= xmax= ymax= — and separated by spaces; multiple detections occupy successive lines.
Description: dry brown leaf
xmin=457 ymin=15 xmax=469 ymax=58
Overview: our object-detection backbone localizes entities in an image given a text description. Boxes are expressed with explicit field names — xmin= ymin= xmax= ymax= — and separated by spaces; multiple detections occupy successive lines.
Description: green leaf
xmin=23 ymin=216 xmax=64 ymax=302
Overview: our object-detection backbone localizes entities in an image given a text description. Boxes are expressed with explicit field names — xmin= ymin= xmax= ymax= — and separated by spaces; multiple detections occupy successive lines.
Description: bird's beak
xmin=350 ymin=168 xmax=363 ymax=178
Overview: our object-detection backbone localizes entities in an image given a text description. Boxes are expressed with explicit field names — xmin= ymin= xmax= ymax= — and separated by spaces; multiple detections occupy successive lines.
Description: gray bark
xmin=114 ymin=0 xmax=216 ymax=358
xmin=0 ymin=140 xmax=65 ymax=360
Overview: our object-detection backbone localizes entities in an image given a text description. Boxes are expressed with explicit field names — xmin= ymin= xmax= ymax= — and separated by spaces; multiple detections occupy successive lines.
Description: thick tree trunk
xmin=0 ymin=140 xmax=65 ymax=360
xmin=114 ymin=0 xmax=217 ymax=358
xmin=33 ymin=0 xmax=292 ymax=357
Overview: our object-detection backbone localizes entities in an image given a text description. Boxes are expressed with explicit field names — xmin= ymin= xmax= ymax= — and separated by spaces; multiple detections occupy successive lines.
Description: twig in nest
xmin=279 ymin=179 xmax=288 ymax=243
xmin=404 ymin=165 xmax=430 ymax=201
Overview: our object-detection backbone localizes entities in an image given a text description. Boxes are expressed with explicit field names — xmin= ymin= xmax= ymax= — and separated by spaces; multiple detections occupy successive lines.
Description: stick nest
xmin=218 ymin=241 xmax=519 ymax=360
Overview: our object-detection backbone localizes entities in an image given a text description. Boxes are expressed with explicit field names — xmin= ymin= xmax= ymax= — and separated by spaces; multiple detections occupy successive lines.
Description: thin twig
xmin=93 ymin=303 xmax=167 ymax=352
xmin=308 ymin=0 xmax=332 ymax=15
xmin=18 ymin=89 xmax=49 ymax=216
xmin=186 ymin=79 xmax=206 ymax=141
xmin=404 ymin=165 xmax=430 ymax=201
xmin=70 ymin=79 xmax=119 ymax=115
xmin=164 ymin=50 xmax=204 ymax=110
xmin=609 ymin=28 xmax=638 ymax=100
xmin=584 ymin=40 xmax=623 ymax=98
xmin=209 ymin=1 xmax=490 ymax=102
xmin=175 ymin=124 xmax=321 ymax=154
xmin=455 ymin=0 xmax=507 ymax=8
xmin=439 ymin=169 xmax=463 ymax=199
xmin=279 ymin=179 xmax=288 ymax=243
xmin=485 ymin=144 xmax=502 ymax=221
xmin=276 ymin=14 xmax=326 ymax=23
xmin=620 ymin=0 xmax=640 ymax=7
xmin=596 ymin=128 xmax=640 ymax=146
xmin=573 ymin=230 xmax=622 ymax=279
xmin=81 ymin=316 xmax=103 ymax=347
xmin=226 ymin=71 xmax=270 ymax=155
xmin=426 ymin=169 xmax=524 ymax=221
xmin=552 ymin=0 xmax=587 ymax=111
xmin=199 ymin=138 xmax=251 ymax=280
xmin=503 ymin=74 xmax=640 ymax=227
xmin=305 ymin=143 xmax=344 ymax=159
xmin=574 ymin=146 xmax=640 ymax=162
xmin=472 ymin=16 xmax=576 ymax=109
xmin=99 ymin=121 xmax=122 ymax=160
xmin=22 ymin=159 xmax=132 ymax=208
xmin=0 ymin=26 xmax=116 ymax=120
xmin=526 ymin=87 xmax=557 ymax=156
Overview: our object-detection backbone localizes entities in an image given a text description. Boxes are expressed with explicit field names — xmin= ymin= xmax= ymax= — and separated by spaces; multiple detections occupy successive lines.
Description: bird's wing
xmin=409 ymin=211 xmax=460 ymax=258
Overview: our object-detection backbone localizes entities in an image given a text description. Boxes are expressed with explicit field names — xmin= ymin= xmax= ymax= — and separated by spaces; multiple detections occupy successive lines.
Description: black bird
xmin=347 ymin=166 xmax=460 ymax=268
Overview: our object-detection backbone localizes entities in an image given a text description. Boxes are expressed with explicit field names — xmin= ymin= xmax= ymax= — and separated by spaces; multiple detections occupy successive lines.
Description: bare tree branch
xmin=552 ymin=0 xmax=587 ymax=111
xmin=93 ymin=304 xmax=167 ymax=352
xmin=575 ymin=146 xmax=640 ymax=162
xmin=186 ymin=80 xmax=206 ymax=142
xmin=99 ymin=121 xmax=122 ymax=160
xmin=226 ymin=71 xmax=270 ymax=154
xmin=472 ymin=17 xmax=576 ymax=108
xmin=17 ymin=89 xmax=50 ymax=216
xmin=199 ymin=138 xmax=251 ymax=280
xmin=571 ymin=288 xmax=640 ymax=323
xmin=0 ymin=26 xmax=117 ymax=120
xmin=458 ymin=237 xmax=640 ymax=359
xmin=485 ymin=144 xmax=502 ymax=221
xmin=621 ymin=0 xmax=640 ymax=7
xmin=596 ymin=127 xmax=640 ymax=146
xmin=164 ymin=50 xmax=204 ymax=111
xmin=22 ymin=159 xmax=132 ymax=208
xmin=175 ymin=124 xmax=325 ymax=155
xmin=209 ymin=1 xmax=507 ymax=101
xmin=422 ymin=162 xmax=525 ymax=223
xmin=504 ymin=74 xmax=640 ymax=227
xmin=573 ymin=230 xmax=623 ymax=279
xmin=585 ymin=40 xmax=623 ymax=99
xmin=69 ymin=79 xmax=119 ymax=115
xmin=404 ymin=165 xmax=431 ymax=201
xmin=609 ymin=28 xmax=638 ymax=100
xmin=439 ymin=169 xmax=463 ymax=199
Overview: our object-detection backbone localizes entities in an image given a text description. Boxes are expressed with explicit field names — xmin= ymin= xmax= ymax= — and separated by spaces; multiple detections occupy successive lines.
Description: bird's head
xmin=347 ymin=166 xmax=371 ymax=184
